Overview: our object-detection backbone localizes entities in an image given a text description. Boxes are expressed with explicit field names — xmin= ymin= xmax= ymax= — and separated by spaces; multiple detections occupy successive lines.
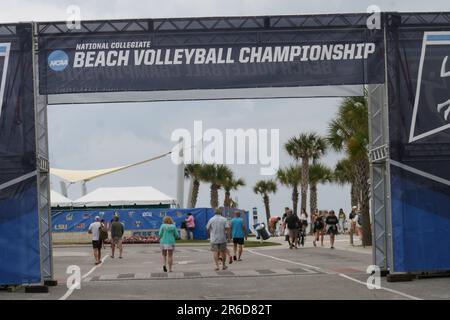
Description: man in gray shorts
xmin=206 ymin=208 xmax=230 ymax=271
xmin=110 ymin=215 xmax=124 ymax=259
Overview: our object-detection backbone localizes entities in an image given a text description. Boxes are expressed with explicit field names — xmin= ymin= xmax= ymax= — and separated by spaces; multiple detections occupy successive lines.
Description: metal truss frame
xmin=32 ymin=23 xmax=54 ymax=284
xmin=368 ymin=83 xmax=391 ymax=273
xmin=35 ymin=12 xmax=450 ymax=35
xmin=30 ymin=11 xmax=450 ymax=283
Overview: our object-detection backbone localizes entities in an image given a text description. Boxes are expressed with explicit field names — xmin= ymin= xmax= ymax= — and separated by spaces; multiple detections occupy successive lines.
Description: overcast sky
xmin=5 ymin=1 xmax=450 ymax=220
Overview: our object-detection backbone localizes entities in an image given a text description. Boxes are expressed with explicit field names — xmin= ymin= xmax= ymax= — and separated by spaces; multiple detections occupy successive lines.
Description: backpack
xmin=357 ymin=215 xmax=363 ymax=226
xmin=314 ymin=218 xmax=324 ymax=229
xmin=287 ymin=216 xmax=299 ymax=229
xmin=99 ymin=224 xmax=108 ymax=241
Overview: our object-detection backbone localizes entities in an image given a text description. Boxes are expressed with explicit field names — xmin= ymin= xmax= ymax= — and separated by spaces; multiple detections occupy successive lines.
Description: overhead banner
xmin=387 ymin=23 xmax=450 ymax=272
xmin=38 ymin=29 xmax=384 ymax=95
xmin=0 ymin=24 xmax=41 ymax=286
xmin=52 ymin=207 xmax=250 ymax=240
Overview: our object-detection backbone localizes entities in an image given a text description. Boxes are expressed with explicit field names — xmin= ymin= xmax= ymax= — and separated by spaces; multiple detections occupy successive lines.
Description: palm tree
xmin=309 ymin=163 xmax=333 ymax=214
xmin=199 ymin=164 xmax=233 ymax=208
xmin=184 ymin=164 xmax=202 ymax=208
xmin=223 ymin=175 xmax=246 ymax=208
xmin=253 ymin=180 xmax=278 ymax=223
xmin=276 ymin=165 xmax=302 ymax=215
xmin=328 ymin=95 xmax=371 ymax=246
xmin=334 ymin=158 xmax=358 ymax=207
xmin=285 ymin=133 xmax=327 ymax=214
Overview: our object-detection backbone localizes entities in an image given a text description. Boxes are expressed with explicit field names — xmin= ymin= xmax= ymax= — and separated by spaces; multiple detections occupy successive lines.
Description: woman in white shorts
xmin=158 ymin=216 xmax=179 ymax=272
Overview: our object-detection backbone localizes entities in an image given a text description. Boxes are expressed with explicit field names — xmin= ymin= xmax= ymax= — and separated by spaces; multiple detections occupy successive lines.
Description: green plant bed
xmin=176 ymin=239 xmax=210 ymax=244
xmin=244 ymin=241 xmax=281 ymax=248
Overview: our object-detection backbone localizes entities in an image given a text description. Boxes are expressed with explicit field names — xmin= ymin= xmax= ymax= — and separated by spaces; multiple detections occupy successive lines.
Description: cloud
xmin=2 ymin=0 xmax=450 ymax=23
xmin=14 ymin=0 xmax=450 ymax=217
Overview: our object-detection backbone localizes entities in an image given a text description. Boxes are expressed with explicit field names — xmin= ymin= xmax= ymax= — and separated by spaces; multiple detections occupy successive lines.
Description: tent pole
xmin=176 ymin=137 xmax=185 ymax=208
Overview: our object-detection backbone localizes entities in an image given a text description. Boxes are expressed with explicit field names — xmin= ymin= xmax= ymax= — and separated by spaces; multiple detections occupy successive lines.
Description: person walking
xmin=206 ymin=208 xmax=231 ymax=271
xmin=325 ymin=210 xmax=339 ymax=249
xmin=88 ymin=216 xmax=106 ymax=265
xmin=110 ymin=215 xmax=124 ymax=259
xmin=356 ymin=209 xmax=363 ymax=242
xmin=231 ymin=210 xmax=247 ymax=261
xmin=348 ymin=206 xmax=357 ymax=245
xmin=158 ymin=216 xmax=179 ymax=272
xmin=310 ymin=209 xmax=319 ymax=235
xmin=285 ymin=210 xmax=300 ymax=249
xmin=219 ymin=216 xmax=234 ymax=265
xmin=338 ymin=208 xmax=346 ymax=234
xmin=313 ymin=211 xmax=325 ymax=247
xmin=280 ymin=207 xmax=289 ymax=243
xmin=298 ymin=209 xmax=308 ymax=247
xmin=185 ymin=212 xmax=195 ymax=240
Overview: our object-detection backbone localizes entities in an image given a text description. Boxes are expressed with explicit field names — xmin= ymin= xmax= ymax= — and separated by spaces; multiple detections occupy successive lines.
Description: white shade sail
xmin=50 ymin=151 xmax=171 ymax=183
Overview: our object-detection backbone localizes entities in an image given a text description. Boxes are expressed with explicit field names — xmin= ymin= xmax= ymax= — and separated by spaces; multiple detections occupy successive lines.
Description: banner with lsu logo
xmin=52 ymin=208 xmax=250 ymax=240
xmin=387 ymin=26 xmax=450 ymax=272
xmin=0 ymin=24 xmax=42 ymax=286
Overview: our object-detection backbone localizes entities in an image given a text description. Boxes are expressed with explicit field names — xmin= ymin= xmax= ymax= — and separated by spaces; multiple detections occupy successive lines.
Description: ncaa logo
xmin=48 ymin=50 xmax=69 ymax=72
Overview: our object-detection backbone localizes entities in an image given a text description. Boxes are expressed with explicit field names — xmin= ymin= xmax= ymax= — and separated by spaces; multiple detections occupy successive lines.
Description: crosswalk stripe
xmin=85 ymin=267 xmax=318 ymax=281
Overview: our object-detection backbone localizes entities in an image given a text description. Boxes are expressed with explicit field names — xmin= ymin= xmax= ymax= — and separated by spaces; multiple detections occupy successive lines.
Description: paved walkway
xmin=1 ymin=234 xmax=449 ymax=300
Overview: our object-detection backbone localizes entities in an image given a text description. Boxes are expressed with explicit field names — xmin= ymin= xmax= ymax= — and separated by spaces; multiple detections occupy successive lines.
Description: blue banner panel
xmin=52 ymin=207 xmax=250 ymax=240
xmin=391 ymin=166 xmax=450 ymax=272
xmin=0 ymin=24 xmax=40 ymax=285
xmin=387 ymin=22 xmax=450 ymax=272
xmin=38 ymin=27 xmax=384 ymax=95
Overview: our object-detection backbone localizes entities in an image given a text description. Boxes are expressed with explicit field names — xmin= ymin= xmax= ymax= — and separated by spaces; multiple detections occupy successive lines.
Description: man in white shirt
xmin=206 ymin=208 xmax=231 ymax=271
xmin=88 ymin=216 xmax=103 ymax=265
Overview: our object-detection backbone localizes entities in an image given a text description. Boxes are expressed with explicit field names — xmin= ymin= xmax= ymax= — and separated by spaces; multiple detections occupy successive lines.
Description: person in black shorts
xmin=313 ymin=212 xmax=325 ymax=247
xmin=325 ymin=210 xmax=339 ymax=249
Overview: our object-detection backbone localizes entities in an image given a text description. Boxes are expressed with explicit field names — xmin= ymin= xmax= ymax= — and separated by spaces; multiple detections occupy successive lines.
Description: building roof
xmin=50 ymin=190 xmax=73 ymax=207
xmin=73 ymin=186 xmax=176 ymax=207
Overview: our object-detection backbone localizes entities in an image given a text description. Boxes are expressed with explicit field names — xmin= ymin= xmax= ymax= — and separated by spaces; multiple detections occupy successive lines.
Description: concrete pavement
xmin=1 ymin=235 xmax=449 ymax=300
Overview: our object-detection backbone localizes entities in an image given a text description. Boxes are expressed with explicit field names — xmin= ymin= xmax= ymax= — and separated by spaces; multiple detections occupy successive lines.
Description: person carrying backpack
xmin=285 ymin=210 xmax=300 ymax=249
xmin=356 ymin=210 xmax=363 ymax=241
xmin=348 ymin=206 xmax=357 ymax=245
xmin=88 ymin=216 xmax=107 ymax=265
xmin=313 ymin=211 xmax=325 ymax=247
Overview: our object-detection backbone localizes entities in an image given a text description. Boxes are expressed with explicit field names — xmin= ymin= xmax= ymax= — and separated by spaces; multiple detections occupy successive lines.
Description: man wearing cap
xmin=88 ymin=216 xmax=104 ymax=265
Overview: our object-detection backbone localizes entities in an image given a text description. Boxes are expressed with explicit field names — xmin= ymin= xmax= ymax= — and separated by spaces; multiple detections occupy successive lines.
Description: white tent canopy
xmin=73 ymin=186 xmax=176 ymax=207
xmin=50 ymin=190 xmax=73 ymax=207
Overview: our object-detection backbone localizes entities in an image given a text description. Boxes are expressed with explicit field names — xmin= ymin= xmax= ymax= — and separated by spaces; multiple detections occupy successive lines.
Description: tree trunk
xmin=224 ymin=190 xmax=231 ymax=207
xmin=350 ymin=183 xmax=358 ymax=208
xmin=300 ymin=157 xmax=309 ymax=213
xmin=263 ymin=194 xmax=271 ymax=223
xmin=210 ymin=184 xmax=219 ymax=208
xmin=354 ymin=157 xmax=372 ymax=246
xmin=310 ymin=183 xmax=317 ymax=214
xmin=190 ymin=179 xmax=200 ymax=208
xmin=292 ymin=185 xmax=299 ymax=215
